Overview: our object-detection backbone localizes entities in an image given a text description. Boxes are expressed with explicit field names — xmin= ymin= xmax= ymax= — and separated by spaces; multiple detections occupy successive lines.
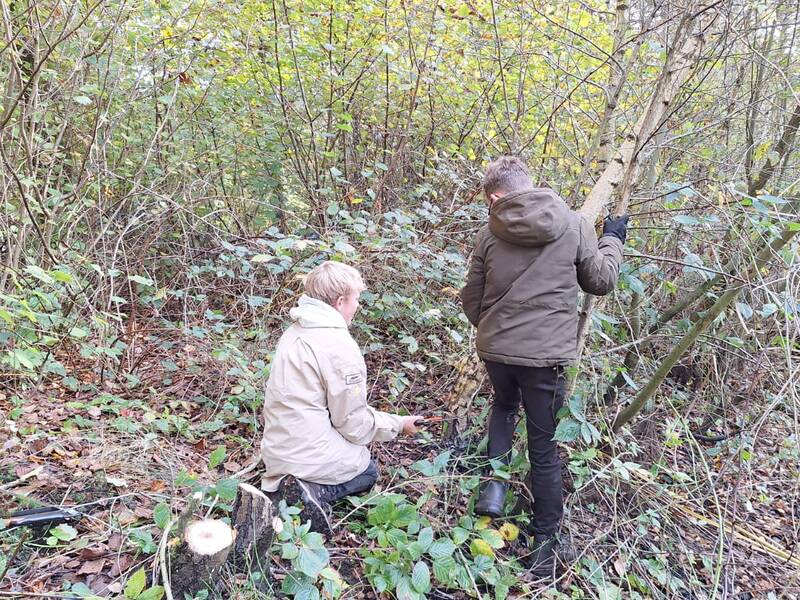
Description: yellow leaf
xmin=499 ymin=523 xmax=519 ymax=542
xmin=469 ymin=538 xmax=495 ymax=558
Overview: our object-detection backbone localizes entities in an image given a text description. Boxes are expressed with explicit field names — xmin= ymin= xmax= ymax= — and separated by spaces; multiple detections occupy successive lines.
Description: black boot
xmin=279 ymin=475 xmax=333 ymax=536
xmin=474 ymin=480 xmax=508 ymax=518
xmin=528 ymin=534 xmax=557 ymax=578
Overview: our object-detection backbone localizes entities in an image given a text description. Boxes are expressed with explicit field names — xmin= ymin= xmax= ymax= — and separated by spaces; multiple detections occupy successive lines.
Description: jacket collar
xmin=289 ymin=294 xmax=348 ymax=329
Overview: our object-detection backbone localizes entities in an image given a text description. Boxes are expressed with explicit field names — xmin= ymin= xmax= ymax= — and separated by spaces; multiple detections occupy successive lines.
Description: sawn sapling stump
xmin=229 ymin=482 xmax=280 ymax=576
xmin=169 ymin=519 xmax=234 ymax=598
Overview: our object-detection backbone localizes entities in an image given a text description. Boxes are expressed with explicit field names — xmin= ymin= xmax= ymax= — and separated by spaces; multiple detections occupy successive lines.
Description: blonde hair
xmin=483 ymin=155 xmax=533 ymax=197
xmin=304 ymin=261 xmax=365 ymax=305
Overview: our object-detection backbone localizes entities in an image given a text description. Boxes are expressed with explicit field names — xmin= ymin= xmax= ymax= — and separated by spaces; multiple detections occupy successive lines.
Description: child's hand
xmin=401 ymin=415 xmax=424 ymax=435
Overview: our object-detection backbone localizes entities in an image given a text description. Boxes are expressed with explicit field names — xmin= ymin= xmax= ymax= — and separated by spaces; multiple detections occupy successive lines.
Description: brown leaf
xmin=116 ymin=508 xmax=137 ymax=525
xmin=78 ymin=559 xmax=105 ymax=575
xmin=107 ymin=533 xmax=124 ymax=551
xmin=134 ymin=505 xmax=152 ymax=519
xmin=148 ymin=480 xmax=167 ymax=492
xmin=223 ymin=460 xmax=242 ymax=472
xmin=109 ymin=554 xmax=134 ymax=577
xmin=79 ymin=544 xmax=108 ymax=560
xmin=87 ymin=406 xmax=102 ymax=418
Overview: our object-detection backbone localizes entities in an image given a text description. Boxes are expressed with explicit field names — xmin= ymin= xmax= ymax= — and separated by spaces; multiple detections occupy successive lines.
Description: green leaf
xmin=296 ymin=547 xmax=327 ymax=578
xmin=215 ymin=478 xmax=238 ymax=501
xmin=553 ymin=417 xmax=581 ymax=442
xmin=479 ymin=528 xmax=505 ymax=549
xmin=395 ymin=576 xmax=419 ymax=600
xmin=294 ymin=585 xmax=321 ymax=600
xmin=432 ymin=556 xmax=457 ymax=583
xmin=627 ymin=275 xmax=645 ymax=295
xmin=411 ymin=561 xmax=431 ymax=593
xmin=130 ymin=529 xmax=157 ymax=554
xmin=50 ymin=269 xmax=74 ymax=283
xmin=73 ymin=95 xmax=92 ymax=105
xmin=50 ymin=524 xmax=78 ymax=541
xmin=128 ymin=274 xmax=155 ymax=286
xmin=428 ymin=539 xmax=456 ymax=559
xmin=735 ymin=302 xmax=753 ymax=320
xmin=672 ymin=214 xmax=699 ymax=226
xmin=137 ymin=587 xmax=165 ymax=600
xmin=124 ymin=567 xmax=147 ymax=598
xmin=281 ymin=542 xmax=299 ymax=559
xmin=24 ymin=265 xmax=54 ymax=284
xmin=70 ymin=582 xmax=103 ymax=599
xmin=208 ymin=446 xmax=226 ymax=469
xmin=451 ymin=527 xmax=470 ymax=545
xmin=153 ymin=503 xmax=171 ymax=530
xmin=417 ymin=527 xmax=434 ymax=550
xmin=69 ymin=326 xmax=88 ymax=339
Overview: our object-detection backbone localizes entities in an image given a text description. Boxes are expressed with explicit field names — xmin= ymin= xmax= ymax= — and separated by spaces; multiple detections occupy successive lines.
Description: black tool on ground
xmin=2 ymin=506 xmax=81 ymax=528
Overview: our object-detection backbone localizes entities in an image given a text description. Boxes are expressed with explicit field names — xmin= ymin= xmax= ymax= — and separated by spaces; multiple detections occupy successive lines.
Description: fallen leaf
xmin=115 ymin=508 xmax=137 ymax=526
xmin=79 ymin=544 xmax=108 ymax=560
xmin=78 ymin=559 xmax=105 ymax=575
xmin=105 ymin=475 xmax=128 ymax=487
xmin=109 ymin=554 xmax=134 ymax=577
xmin=107 ymin=582 xmax=123 ymax=594
xmin=87 ymin=407 xmax=102 ymax=418
xmin=134 ymin=505 xmax=152 ymax=519
xmin=223 ymin=460 xmax=242 ymax=472
xmin=107 ymin=533 xmax=124 ymax=551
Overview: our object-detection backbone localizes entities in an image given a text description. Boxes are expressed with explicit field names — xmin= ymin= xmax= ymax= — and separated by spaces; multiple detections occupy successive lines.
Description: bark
xmin=229 ymin=482 xmax=278 ymax=577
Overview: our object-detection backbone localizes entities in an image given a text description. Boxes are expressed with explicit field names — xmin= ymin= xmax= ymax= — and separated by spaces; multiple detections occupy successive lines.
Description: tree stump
xmin=169 ymin=519 xmax=234 ymax=599
xmin=229 ymin=482 xmax=279 ymax=578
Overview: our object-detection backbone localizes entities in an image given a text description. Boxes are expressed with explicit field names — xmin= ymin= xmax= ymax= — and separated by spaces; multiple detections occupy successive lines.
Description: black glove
xmin=602 ymin=214 xmax=629 ymax=244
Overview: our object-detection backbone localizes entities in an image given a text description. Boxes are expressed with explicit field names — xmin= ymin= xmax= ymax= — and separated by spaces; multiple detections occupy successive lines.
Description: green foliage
xmin=276 ymin=503 xmax=346 ymax=599
xmin=353 ymin=492 xmax=522 ymax=599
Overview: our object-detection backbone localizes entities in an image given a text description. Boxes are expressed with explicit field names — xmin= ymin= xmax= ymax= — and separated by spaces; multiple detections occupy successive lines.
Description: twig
xmin=158 ymin=518 xmax=177 ymax=600
xmin=0 ymin=465 xmax=44 ymax=491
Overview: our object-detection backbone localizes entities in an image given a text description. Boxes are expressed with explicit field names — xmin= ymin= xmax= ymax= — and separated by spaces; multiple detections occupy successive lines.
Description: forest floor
xmin=1 ymin=329 xmax=799 ymax=599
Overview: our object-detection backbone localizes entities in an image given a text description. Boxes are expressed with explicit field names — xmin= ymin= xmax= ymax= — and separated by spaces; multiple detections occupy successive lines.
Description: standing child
xmin=260 ymin=261 xmax=421 ymax=533
xmin=460 ymin=156 xmax=627 ymax=577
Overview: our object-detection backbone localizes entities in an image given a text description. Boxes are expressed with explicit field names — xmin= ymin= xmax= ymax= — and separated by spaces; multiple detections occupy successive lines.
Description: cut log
xmin=229 ymin=482 xmax=279 ymax=576
xmin=169 ymin=519 xmax=234 ymax=599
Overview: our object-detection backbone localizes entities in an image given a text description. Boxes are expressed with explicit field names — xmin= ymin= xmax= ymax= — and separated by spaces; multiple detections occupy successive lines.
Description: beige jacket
xmin=260 ymin=295 xmax=404 ymax=492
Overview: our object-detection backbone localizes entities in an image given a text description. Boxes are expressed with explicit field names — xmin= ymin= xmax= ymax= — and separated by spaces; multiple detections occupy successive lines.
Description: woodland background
xmin=1 ymin=0 xmax=799 ymax=598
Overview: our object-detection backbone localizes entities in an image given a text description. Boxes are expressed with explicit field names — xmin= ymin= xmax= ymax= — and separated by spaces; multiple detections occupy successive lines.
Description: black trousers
xmin=316 ymin=460 xmax=379 ymax=504
xmin=483 ymin=361 xmax=566 ymax=536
